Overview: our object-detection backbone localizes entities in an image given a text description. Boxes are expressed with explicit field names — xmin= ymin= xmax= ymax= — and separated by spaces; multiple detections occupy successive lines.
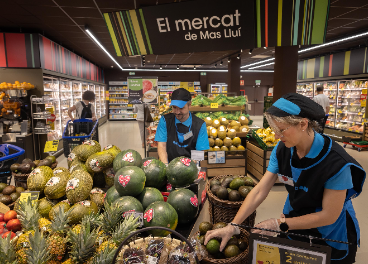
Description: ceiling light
xmin=241 ymin=49 xmax=243 ymax=53
xmin=85 ymin=29 xmax=123 ymax=70
xmin=249 ymin=62 xmax=275 ymax=70
xmin=160 ymin=65 xmax=162 ymax=69
xmin=111 ymin=66 xmax=114 ymax=68
xmin=228 ymin=57 xmax=230 ymax=62
xmin=237 ymin=54 xmax=241 ymax=59
xmin=220 ymin=61 xmax=223 ymax=66
xmin=142 ymin=55 xmax=145 ymax=58
xmin=263 ymin=47 xmax=267 ymax=49
xmin=177 ymin=65 xmax=179 ymax=69
xmin=248 ymin=49 xmax=253 ymax=54
xmin=194 ymin=66 xmax=196 ymax=70
xmin=215 ymin=63 xmax=217 ymax=68
xmin=241 ymin=58 xmax=275 ymax=68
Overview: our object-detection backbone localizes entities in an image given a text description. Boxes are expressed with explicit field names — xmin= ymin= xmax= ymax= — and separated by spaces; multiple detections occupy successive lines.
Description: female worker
xmin=205 ymin=93 xmax=365 ymax=264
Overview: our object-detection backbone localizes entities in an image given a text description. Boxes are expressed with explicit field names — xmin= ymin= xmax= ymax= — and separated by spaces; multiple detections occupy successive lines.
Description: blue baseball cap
xmin=170 ymin=88 xmax=191 ymax=108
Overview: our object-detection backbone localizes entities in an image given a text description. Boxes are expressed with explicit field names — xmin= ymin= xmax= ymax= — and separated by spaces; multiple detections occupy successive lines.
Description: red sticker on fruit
xmin=143 ymin=160 xmax=152 ymax=167
xmin=66 ymin=178 xmax=79 ymax=191
xmin=118 ymin=175 xmax=131 ymax=187
xmin=67 ymin=153 xmax=76 ymax=162
xmin=180 ymin=158 xmax=191 ymax=166
xmin=90 ymin=159 xmax=101 ymax=172
xmin=144 ymin=209 xmax=154 ymax=222
xmin=201 ymin=190 xmax=207 ymax=203
xmin=190 ymin=195 xmax=198 ymax=207
xmin=122 ymin=152 xmax=134 ymax=163
xmin=104 ymin=193 xmax=107 ymax=200
xmin=166 ymin=183 xmax=172 ymax=191
xmin=123 ymin=209 xmax=135 ymax=218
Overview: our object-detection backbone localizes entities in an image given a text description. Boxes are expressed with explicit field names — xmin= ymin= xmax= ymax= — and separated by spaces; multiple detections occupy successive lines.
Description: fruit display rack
xmin=296 ymin=82 xmax=314 ymax=98
xmin=108 ymin=81 xmax=136 ymax=120
xmin=158 ymin=81 xmax=201 ymax=96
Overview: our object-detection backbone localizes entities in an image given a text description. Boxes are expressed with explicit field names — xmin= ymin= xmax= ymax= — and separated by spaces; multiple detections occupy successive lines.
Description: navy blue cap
xmin=170 ymin=88 xmax=191 ymax=108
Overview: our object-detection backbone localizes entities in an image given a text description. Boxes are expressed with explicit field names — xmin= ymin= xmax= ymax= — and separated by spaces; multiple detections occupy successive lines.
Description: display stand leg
xmin=143 ymin=103 xmax=146 ymax=158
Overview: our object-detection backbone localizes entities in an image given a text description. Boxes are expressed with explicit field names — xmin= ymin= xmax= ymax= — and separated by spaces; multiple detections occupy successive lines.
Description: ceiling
xmin=1 ymin=0 xmax=368 ymax=71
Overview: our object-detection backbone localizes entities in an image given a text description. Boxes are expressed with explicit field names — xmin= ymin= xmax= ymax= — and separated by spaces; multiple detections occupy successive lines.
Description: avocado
xmin=16 ymin=187 xmax=25 ymax=193
xmin=228 ymin=190 xmax=241 ymax=201
xmin=2 ymin=185 xmax=16 ymax=195
xmin=227 ymin=236 xmax=238 ymax=246
xmin=229 ymin=178 xmax=245 ymax=190
xmin=38 ymin=159 xmax=52 ymax=167
xmin=216 ymin=186 xmax=228 ymax=200
xmin=45 ymin=155 xmax=56 ymax=163
xmin=34 ymin=160 xmax=40 ymax=167
xmin=238 ymin=239 xmax=248 ymax=251
xmin=0 ymin=183 xmax=7 ymax=192
xmin=238 ymin=186 xmax=253 ymax=198
xmin=244 ymin=177 xmax=254 ymax=186
xmin=199 ymin=221 xmax=213 ymax=235
xmin=198 ymin=235 xmax=205 ymax=245
xmin=210 ymin=179 xmax=221 ymax=188
xmin=212 ymin=222 xmax=227 ymax=230
xmin=19 ymin=163 xmax=33 ymax=174
xmin=10 ymin=192 xmax=20 ymax=202
xmin=10 ymin=163 xmax=20 ymax=173
xmin=227 ymin=188 xmax=232 ymax=193
xmin=206 ymin=239 xmax=220 ymax=254
xmin=224 ymin=245 xmax=240 ymax=258
xmin=0 ymin=195 xmax=13 ymax=205
xmin=211 ymin=185 xmax=221 ymax=194
xmin=22 ymin=158 xmax=33 ymax=164
xmin=221 ymin=177 xmax=233 ymax=188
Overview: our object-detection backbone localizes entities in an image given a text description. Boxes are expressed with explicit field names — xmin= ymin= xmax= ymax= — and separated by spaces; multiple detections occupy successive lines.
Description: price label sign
xmin=19 ymin=191 xmax=40 ymax=206
xmin=249 ymin=234 xmax=331 ymax=264
xmin=44 ymin=140 xmax=59 ymax=153
xmin=211 ymin=103 xmax=219 ymax=108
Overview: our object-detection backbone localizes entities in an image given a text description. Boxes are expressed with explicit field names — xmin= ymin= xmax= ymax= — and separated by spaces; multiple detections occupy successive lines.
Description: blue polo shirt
xmin=155 ymin=113 xmax=209 ymax=150
xmin=267 ymin=132 xmax=353 ymax=190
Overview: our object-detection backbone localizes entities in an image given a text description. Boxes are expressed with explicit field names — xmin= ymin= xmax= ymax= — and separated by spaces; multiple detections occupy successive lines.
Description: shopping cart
xmin=62 ymin=119 xmax=99 ymax=157
xmin=0 ymin=144 xmax=25 ymax=185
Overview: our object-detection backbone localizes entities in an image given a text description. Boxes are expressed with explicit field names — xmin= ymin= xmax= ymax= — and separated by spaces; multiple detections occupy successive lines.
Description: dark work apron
xmin=276 ymin=134 xmax=365 ymax=262
xmin=164 ymin=113 xmax=204 ymax=162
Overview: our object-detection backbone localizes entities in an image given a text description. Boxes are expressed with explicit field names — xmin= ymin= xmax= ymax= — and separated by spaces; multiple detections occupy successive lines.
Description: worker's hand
xmin=204 ymin=224 xmax=240 ymax=252
xmin=70 ymin=117 xmax=75 ymax=122
xmin=252 ymin=218 xmax=280 ymax=236
xmin=92 ymin=117 xmax=97 ymax=122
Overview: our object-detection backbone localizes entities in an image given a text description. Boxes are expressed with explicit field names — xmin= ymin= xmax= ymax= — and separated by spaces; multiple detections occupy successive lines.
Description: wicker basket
xmin=13 ymin=172 xmax=29 ymax=189
xmin=207 ymin=175 xmax=256 ymax=227
xmin=198 ymin=228 xmax=249 ymax=264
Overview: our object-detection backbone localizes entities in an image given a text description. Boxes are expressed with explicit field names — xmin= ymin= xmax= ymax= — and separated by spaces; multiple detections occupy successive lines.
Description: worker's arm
xmin=326 ymin=105 xmax=330 ymax=115
xmin=157 ymin=142 xmax=168 ymax=165
xmin=68 ymin=105 xmax=76 ymax=121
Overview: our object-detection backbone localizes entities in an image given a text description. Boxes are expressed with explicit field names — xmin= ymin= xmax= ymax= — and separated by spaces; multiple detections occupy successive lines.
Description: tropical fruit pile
xmin=0 ymin=210 xmax=20 ymax=239
xmin=206 ymin=116 xmax=249 ymax=153
xmin=209 ymin=176 xmax=255 ymax=202
xmin=255 ymin=127 xmax=280 ymax=147
xmin=0 ymin=183 xmax=24 ymax=205
xmin=10 ymin=156 xmax=57 ymax=175
xmin=191 ymin=94 xmax=247 ymax=107
xmin=197 ymin=221 xmax=248 ymax=259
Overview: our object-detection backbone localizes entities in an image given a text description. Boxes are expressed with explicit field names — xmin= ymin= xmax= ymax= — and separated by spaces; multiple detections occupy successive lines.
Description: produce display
xmin=209 ymin=176 xmax=255 ymax=202
xmin=255 ymin=127 xmax=280 ymax=147
xmin=191 ymin=94 xmax=246 ymax=106
xmin=0 ymin=81 xmax=35 ymax=90
xmin=0 ymin=140 xmax=203 ymax=263
xmin=10 ymin=156 xmax=58 ymax=175
xmin=206 ymin=116 xmax=249 ymax=152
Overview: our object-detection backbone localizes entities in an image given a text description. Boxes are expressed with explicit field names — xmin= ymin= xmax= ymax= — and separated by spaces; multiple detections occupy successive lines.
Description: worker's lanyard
xmin=175 ymin=113 xmax=193 ymax=143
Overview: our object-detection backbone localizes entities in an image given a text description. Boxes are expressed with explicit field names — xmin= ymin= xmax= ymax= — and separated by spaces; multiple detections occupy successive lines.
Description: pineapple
xmin=100 ymin=201 xmax=125 ymax=235
xmin=15 ymin=197 xmax=41 ymax=251
xmin=48 ymin=206 xmax=71 ymax=260
xmin=62 ymin=259 xmax=75 ymax=264
xmin=39 ymin=217 xmax=52 ymax=233
xmin=16 ymin=248 xmax=28 ymax=264
xmin=26 ymin=229 xmax=52 ymax=264
xmin=81 ymin=213 xmax=102 ymax=231
xmin=47 ymin=260 xmax=62 ymax=264
xmin=0 ymin=231 xmax=17 ymax=263
xmin=72 ymin=224 xmax=82 ymax=234
xmin=90 ymin=243 xmax=117 ymax=264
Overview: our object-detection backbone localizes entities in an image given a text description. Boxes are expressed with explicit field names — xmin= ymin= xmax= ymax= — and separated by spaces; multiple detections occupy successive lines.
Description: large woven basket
xmin=198 ymin=228 xmax=249 ymax=264
xmin=207 ymin=175 xmax=256 ymax=227
xmin=12 ymin=172 xmax=29 ymax=189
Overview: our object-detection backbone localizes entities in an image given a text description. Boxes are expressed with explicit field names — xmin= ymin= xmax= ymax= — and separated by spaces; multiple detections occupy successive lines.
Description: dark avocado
xmin=238 ymin=186 xmax=253 ymax=198
xmin=22 ymin=158 xmax=33 ymax=164
xmin=216 ymin=186 xmax=228 ymax=200
xmin=227 ymin=236 xmax=238 ymax=246
xmin=16 ymin=187 xmax=25 ymax=193
xmin=243 ymin=177 xmax=254 ymax=186
xmin=199 ymin=221 xmax=213 ymax=235
xmin=224 ymin=245 xmax=240 ymax=258
xmin=0 ymin=183 xmax=7 ymax=192
xmin=221 ymin=177 xmax=234 ymax=188
xmin=10 ymin=163 xmax=20 ymax=173
xmin=211 ymin=185 xmax=221 ymax=194
xmin=19 ymin=163 xmax=32 ymax=174
xmin=228 ymin=190 xmax=241 ymax=201
xmin=238 ymin=239 xmax=248 ymax=251
xmin=38 ymin=159 xmax=52 ymax=167
xmin=0 ymin=195 xmax=13 ymax=205
xmin=210 ymin=179 xmax=221 ymax=188
xmin=10 ymin=192 xmax=20 ymax=202
xmin=212 ymin=222 xmax=227 ymax=230
xmin=2 ymin=185 xmax=16 ymax=195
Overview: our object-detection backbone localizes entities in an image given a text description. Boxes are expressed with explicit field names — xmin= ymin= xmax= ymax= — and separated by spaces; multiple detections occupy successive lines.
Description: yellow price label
xmin=352 ymin=122 xmax=356 ymax=126
xmin=349 ymin=128 xmax=353 ymax=131
xmin=356 ymin=130 xmax=360 ymax=133
xmin=19 ymin=191 xmax=39 ymax=206
xmin=362 ymin=89 xmax=367 ymax=94
xmin=358 ymin=112 xmax=362 ymax=115
xmin=211 ymin=103 xmax=219 ymax=108
xmin=341 ymin=87 xmax=344 ymax=90
xmin=338 ymin=110 xmax=342 ymax=114
xmin=128 ymin=104 xmax=133 ymax=107
xmin=44 ymin=140 xmax=59 ymax=153
xmin=256 ymin=243 xmax=281 ymax=264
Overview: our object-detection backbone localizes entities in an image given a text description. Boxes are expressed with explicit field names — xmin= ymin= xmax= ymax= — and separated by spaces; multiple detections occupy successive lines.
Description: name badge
xmin=183 ymin=130 xmax=193 ymax=141
xmin=277 ymin=174 xmax=294 ymax=186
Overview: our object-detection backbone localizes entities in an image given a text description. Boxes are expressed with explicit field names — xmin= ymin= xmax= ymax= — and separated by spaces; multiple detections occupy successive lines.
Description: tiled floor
xmin=56 ymin=118 xmax=368 ymax=262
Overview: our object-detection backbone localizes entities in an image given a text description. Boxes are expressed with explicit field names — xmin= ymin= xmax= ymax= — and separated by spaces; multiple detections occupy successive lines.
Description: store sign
xmin=128 ymin=77 xmax=158 ymax=104
xmin=208 ymin=151 xmax=225 ymax=164
xmin=249 ymin=233 xmax=331 ymax=264
xmin=180 ymin=82 xmax=194 ymax=92
xmin=240 ymin=80 xmax=244 ymax=86
xmin=129 ymin=72 xmax=135 ymax=75
xmin=255 ymin=80 xmax=261 ymax=85
xmin=200 ymin=72 xmax=207 ymax=76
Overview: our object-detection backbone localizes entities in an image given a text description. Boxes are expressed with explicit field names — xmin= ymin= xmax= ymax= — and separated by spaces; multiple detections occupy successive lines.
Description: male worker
xmin=155 ymin=88 xmax=210 ymax=165
xmin=313 ymin=85 xmax=330 ymax=133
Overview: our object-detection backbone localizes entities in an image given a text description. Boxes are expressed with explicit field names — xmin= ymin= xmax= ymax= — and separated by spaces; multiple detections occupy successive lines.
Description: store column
xmin=227 ymin=57 xmax=241 ymax=95
xmin=273 ymin=46 xmax=299 ymax=101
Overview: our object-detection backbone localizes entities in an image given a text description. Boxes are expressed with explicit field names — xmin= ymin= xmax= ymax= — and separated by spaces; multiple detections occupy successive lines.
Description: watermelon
xmin=142 ymin=157 xmax=157 ymax=163
xmin=113 ymin=149 xmax=143 ymax=172
xmin=166 ymin=157 xmax=198 ymax=188
xmin=137 ymin=187 xmax=164 ymax=210
xmin=104 ymin=186 xmax=121 ymax=205
xmin=114 ymin=166 xmax=146 ymax=196
xmin=143 ymin=201 xmax=178 ymax=237
xmin=112 ymin=196 xmax=143 ymax=214
xmin=141 ymin=159 xmax=166 ymax=189
xmin=167 ymin=189 xmax=199 ymax=224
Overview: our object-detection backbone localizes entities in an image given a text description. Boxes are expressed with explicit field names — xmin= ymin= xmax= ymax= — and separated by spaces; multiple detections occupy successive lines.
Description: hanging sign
xmin=128 ymin=77 xmax=158 ymax=104
xmin=249 ymin=233 xmax=331 ymax=264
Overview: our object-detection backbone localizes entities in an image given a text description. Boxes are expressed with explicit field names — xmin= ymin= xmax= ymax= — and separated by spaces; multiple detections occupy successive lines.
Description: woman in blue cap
xmin=205 ymin=93 xmax=365 ymax=264
xmin=155 ymin=88 xmax=209 ymax=165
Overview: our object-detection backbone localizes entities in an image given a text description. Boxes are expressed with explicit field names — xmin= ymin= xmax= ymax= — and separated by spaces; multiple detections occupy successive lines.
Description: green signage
xmin=129 ymin=72 xmax=135 ymax=75
xmin=201 ymin=72 xmax=207 ymax=76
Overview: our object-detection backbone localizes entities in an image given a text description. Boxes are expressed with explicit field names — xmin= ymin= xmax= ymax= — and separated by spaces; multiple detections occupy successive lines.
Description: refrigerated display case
xmin=296 ymin=83 xmax=314 ymax=98
xmin=314 ymin=82 xmax=337 ymax=129
xmin=108 ymin=82 xmax=136 ymax=120
xmin=208 ymin=83 xmax=227 ymax=94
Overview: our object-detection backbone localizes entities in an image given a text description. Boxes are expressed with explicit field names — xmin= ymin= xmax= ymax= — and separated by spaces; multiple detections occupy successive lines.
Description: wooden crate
xmin=200 ymin=152 xmax=247 ymax=177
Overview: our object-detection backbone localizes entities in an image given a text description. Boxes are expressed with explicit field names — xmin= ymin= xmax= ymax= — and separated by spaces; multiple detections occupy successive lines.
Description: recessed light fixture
xmin=249 ymin=62 xmax=275 ymax=70
xmin=237 ymin=54 xmax=241 ymax=59
xmin=177 ymin=65 xmax=179 ymax=69
xmin=160 ymin=65 xmax=162 ymax=69
xmin=194 ymin=66 xmax=196 ymax=70
xmin=248 ymin=49 xmax=253 ymax=54
xmin=263 ymin=47 xmax=267 ymax=49
xmin=111 ymin=66 xmax=114 ymax=68
xmin=220 ymin=61 xmax=223 ymax=65
xmin=241 ymin=58 xmax=275 ymax=68
xmin=228 ymin=57 xmax=230 ymax=63
xmin=85 ymin=29 xmax=123 ymax=70
xmin=215 ymin=63 xmax=217 ymax=67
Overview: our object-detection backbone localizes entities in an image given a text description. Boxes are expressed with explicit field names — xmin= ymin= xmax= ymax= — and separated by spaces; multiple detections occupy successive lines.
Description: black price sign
xmin=248 ymin=234 xmax=331 ymax=264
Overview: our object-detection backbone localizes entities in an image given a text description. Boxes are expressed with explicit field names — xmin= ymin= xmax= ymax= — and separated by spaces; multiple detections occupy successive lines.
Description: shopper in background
xmin=133 ymin=104 xmax=150 ymax=148
xmin=68 ymin=90 xmax=97 ymax=122
xmin=313 ymin=85 xmax=330 ymax=133
xmin=205 ymin=93 xmax=365 ymax=264
xmin=155 ymin=88 xmax=209 ymax=166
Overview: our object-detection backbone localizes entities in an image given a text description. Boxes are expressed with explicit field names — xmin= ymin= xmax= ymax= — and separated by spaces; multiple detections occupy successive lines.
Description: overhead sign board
xmin=128 ymin=77 xmax=158 ymax=104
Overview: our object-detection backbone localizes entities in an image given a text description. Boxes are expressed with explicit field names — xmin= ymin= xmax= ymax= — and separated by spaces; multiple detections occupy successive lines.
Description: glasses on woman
xmin=272 ymin=125 xmax=292 ymax=137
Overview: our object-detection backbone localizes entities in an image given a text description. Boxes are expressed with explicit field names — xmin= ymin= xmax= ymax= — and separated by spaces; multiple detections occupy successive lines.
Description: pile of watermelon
xmin=105 ymin=149 xmax=201 ymax=236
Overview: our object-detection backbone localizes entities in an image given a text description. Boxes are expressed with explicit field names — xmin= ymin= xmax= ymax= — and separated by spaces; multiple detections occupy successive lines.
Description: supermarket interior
xmin=0 ymin=0 xmax=368 ymax=263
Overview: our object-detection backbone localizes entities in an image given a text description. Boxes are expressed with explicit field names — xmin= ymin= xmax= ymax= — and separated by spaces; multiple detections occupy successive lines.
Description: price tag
xmin=44 ymin=140 xmax=59 ymax=153
xmin=191 ymin=150 xmax=205 ymax=161
xmin=352 ymin=122 xmax=356 ymax=126
xmin=358 ymin=112 xmax=362 ymax=115
xmin=362 ymin=89 xmax=367 ymax=94
xmin=19 ymin=191 xmax=39 ymax=206
xmin=211 ymin=103 xmax=218 ymax=108
xmin=128 ymin=104 xmax=133 ymax=107
xmin=208 ymin=151 xmax=225 ymax=164
xmin=338 ymin=110 xmax=342 ymax=114
xmin=356 ymin=130 xmax=360 ymax=133
xmin=349 ymin=128 xmax=353 ymax=131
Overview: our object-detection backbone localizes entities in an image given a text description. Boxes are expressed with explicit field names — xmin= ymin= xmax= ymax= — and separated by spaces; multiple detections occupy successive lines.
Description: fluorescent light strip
xmin=85 ymin=29 xmax=124 ymax=70
xmin=249 ymin=62 xmax=275 ymax=70
xmin=115 ymin=68 xmax=273 ymax=72
xmin=240 ymin=57 xmax=275 ymax=68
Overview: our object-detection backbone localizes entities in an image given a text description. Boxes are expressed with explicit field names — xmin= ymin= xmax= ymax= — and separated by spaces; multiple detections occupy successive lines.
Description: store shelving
xmin=315 ymin=82 xmax=337 ymax=129
xmin=209 ymin=83 xmax=227 ymax=94
xmin=108 ymin=81 xmax=136 ymax=120
xmin=296 ymin=83 xmax=314 ymax=98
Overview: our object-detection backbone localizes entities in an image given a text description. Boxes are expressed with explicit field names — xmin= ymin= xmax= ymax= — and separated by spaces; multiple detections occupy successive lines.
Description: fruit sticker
xmin=198 ymin=171 xmax=206 ymax=180
xmin=83 ymin=140 xmax=95 ymax=146
xmin=180 ymin=158 xmax=191 ymax=166
xmin=118 ymin=175 xmax=131 ymax=187
xmin=62 ymin=199 xmax=70 ymax=205
xmin=66 ymin=178 xmax=80 ymax=191
xmin=122 ymin=152 xmax=135 ymax=163
xmin=69 ymin=165 xmax=77 ymax=173
xmin=67 ymin=153 xmax=76 ymax=162
xmin=166 ymin=183 xmax=172 ymax=191
xmin=123 ymin=209 xmax=135 ymax=218
xmin=90 ymin=159 xmax=101 ymax=172
xmin=79 ymin=200 xmax=91 ymax=207
xmin=30 ymin=168 xmax=40 ymax=176
xmin=105 ymin=168 xmax=115 ymax=178
xmin=91 ymin=188 xmax=104 ymax=194
xmin=104 ymin=144 xmax=113 ymax=150
xmin=201 ymin=190 xmax=207 ymax=203
xmin=144 ymin=209 xmax=154 ymax=222
xmin=46 ymin=177 xmax=60 ymax=187
xmin=190 ymin=195 xmax=198 ymax=207
xmin=143 ymin=160 xmax=152 ymax=167
xmin=53 ymin=169 xmax=64 ymax=175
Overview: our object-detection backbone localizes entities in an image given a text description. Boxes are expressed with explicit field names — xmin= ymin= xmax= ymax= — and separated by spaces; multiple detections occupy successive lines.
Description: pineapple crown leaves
xmin=25 ymin=229 xmax=51 ymax=264
xmin=100 ymin=201 xmax=125 ymax=235
xmin=81 ymin=213 xmax=103 ymax=231
xmin=0 ymin=232 xmax=17 ymax=263
xmin=90 ymin=243 xmax=117 ymax=264
xmin=16 ymin=196 xmax=41 ymax=232
xmin=68 ymin=222 xmax=100 ymax=263
xmin=49 ymin=206 xmax=72 ymax=234
xmin=111 ymin=214 xmax=140 ymax=246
